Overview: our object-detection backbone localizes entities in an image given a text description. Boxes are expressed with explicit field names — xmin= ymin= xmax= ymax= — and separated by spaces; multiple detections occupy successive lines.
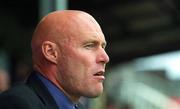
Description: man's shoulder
xmin=0 ymin=83 xmax=45 ymax=109
xmin=0 ymin=83 xmax=38 ymax=103
xmin=1 ymin=83 xmax=32 ymax=97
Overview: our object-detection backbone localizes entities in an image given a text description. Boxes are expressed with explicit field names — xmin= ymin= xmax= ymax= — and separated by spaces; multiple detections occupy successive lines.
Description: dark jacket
xmin=0 ymin=71 xmax=59 ymax=109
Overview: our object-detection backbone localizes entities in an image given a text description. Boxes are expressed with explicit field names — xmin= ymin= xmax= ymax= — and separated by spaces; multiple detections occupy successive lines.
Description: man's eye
xmin=84 ymin=43 xmax=95 ymax=49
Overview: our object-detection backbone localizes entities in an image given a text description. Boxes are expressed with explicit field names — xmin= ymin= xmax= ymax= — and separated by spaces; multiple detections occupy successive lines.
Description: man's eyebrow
xmin=84 ymin=39 xmax=106 ymax=45
xmin=82 ymin=37 xmax=107 ymax=46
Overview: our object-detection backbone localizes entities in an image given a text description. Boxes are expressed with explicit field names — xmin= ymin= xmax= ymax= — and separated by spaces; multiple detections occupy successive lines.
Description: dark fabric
xmin=0 ymin=71 xmax=59 ymax=109
xmin=37 ymin=73 xmax=76 ymax=109
xmin=76 ymin=102 xmax=86 ymax=109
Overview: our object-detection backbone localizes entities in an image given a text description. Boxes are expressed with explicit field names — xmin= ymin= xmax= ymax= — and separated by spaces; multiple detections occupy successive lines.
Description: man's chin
xmin=85 ymin=89 xmax=103 ymax=98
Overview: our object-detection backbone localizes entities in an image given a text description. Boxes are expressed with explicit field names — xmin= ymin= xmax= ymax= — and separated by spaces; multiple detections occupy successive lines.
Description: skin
xmin=0 ymin=70 xmax=10 ymax=92
xmin=31 ymin=10 xmax=109 ymax=103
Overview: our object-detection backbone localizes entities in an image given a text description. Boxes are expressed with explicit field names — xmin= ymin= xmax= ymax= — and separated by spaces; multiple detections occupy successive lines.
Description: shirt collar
xmin=37 ymin=73 xmax=76 ymax=109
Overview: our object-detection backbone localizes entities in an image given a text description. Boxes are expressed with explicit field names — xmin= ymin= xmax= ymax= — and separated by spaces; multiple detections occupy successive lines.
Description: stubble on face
xmin=54 ymin=11 xmax=108 ymax=102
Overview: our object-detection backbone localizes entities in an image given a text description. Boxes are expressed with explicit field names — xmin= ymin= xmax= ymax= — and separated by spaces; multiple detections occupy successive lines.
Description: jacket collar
xmin=26 ymin=71 xmax=59 ymax=109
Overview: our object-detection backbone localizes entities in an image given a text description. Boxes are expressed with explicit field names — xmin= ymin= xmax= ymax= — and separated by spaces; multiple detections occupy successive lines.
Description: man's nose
xmin=97 ymin=48 xmax=110 ymax=64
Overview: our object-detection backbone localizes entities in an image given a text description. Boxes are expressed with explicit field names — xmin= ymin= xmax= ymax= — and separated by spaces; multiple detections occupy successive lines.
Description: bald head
xmin=31 ymin=10 xmax=85 ymax=51
xmin=32 ymin=10 xmax=101 ymax=46
xmin=31 ymin=10 xmax=103 ymax=69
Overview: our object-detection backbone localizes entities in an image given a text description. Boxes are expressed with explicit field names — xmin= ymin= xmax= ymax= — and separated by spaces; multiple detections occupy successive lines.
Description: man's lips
xmin=93 ymin=71 xmax=105 ymax=81
xmin=93 ymin=71 xmax=104 ymax=76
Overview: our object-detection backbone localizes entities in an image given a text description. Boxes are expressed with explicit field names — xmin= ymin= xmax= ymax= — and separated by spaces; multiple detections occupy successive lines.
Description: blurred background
xmin=1 ymin=0 xmax=180 ymax=109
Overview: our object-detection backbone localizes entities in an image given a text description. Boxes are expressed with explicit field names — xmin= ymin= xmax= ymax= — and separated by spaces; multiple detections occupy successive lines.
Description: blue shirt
xmin=37 ymin=73 xmax=77 ymax=109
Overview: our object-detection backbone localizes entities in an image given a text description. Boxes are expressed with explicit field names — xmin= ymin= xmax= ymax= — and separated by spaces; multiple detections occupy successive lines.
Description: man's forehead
xmin=79 ymin=32 xmax=106 ymax=44
xmin=41 ymin=10 xmax=105 ymax=45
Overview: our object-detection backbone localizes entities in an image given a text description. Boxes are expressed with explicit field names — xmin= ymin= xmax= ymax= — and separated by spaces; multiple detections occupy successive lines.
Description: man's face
xmin=56 ymin=15 xmax=109 ymax=100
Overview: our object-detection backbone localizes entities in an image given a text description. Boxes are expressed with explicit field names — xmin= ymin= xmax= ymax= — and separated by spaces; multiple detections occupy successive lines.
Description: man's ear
xmin=42 ymin=41 xmax=58 ymax=64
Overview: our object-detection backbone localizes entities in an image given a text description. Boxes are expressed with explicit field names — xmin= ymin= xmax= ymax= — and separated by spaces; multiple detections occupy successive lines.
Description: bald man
xmin=0 ymin=10 xmax=109 ymax=109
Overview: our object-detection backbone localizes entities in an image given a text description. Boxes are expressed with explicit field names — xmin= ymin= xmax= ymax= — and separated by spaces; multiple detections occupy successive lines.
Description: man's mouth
xmin=93 ymin=71 xmax=105 ymax=81
xmin=93 ymin=71 xmax=104 ymax=76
